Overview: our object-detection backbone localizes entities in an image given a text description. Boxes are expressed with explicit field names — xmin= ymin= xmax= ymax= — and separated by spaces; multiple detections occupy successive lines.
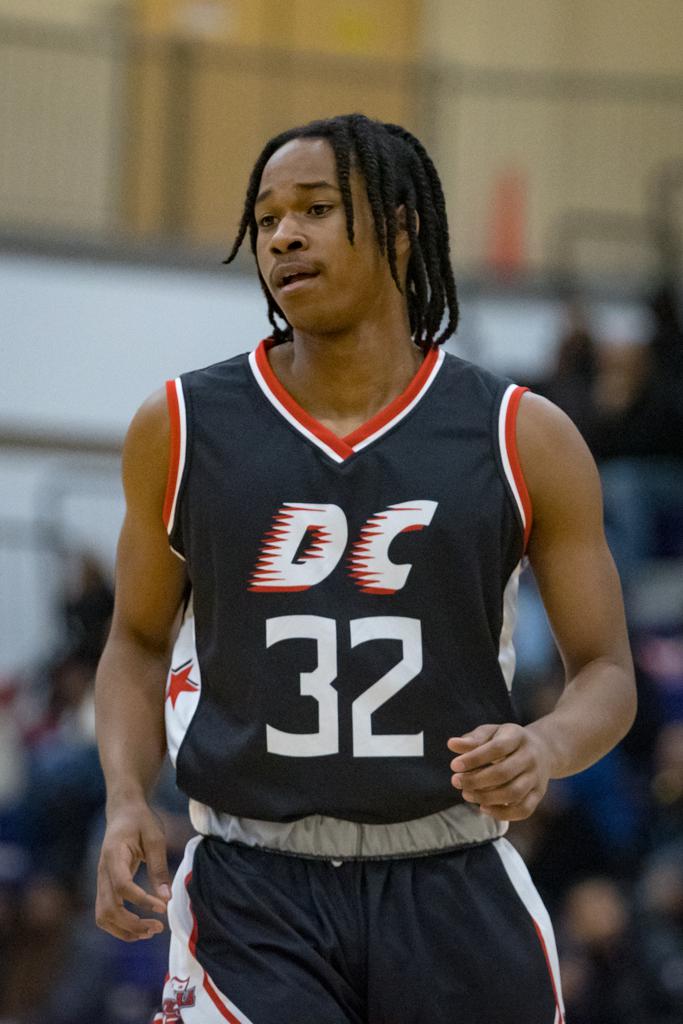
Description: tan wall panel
xmin=134 ymin=0 xmax=269 ymax=44
xmin=279 ymin=77 xmax=415 ymax=134
xmin=286 ymin=0 xmax=420 ymax=59
xmin=422 ymin=0 xmax=683 ymax=75
xmin=133 ymin=0 xmax=420 ymax=57
xmin=121 ymin=52 xmax=171 ymax=234
xmin=437 ymin=92 xmax=563 ymax=272
xmin=561 ymin=0 xmax=683 ymax=75
xmin=126 ymin=1 xmax=422 ymax=244
xmin=421 ymin=0 xmax=567 ymax=70
xmin=0 ymin=0 xmax=118 ymax=26
xmin=0 ymin=43 xmax=117 ymax=231
xmin=435 ymin=86 xmax=680 ymax=274
xmin=184 ymin=66 xmax=417 ymax=246
xmin=185 ymin=64 xmax=272 ymax=245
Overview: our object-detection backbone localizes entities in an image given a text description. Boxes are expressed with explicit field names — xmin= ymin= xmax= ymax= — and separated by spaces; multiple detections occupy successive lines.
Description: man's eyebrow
xmin=255 ymin=181 xmax=341 ymax=206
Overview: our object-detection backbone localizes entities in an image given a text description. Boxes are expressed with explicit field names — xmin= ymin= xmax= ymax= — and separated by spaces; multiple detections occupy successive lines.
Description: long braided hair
xmin=225 ymin=113 xmax=459 ymax=349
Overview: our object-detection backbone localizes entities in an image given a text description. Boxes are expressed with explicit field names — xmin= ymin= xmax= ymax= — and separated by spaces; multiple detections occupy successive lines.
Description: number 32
xmin=265 ymin=615 xmax=424 ymax=758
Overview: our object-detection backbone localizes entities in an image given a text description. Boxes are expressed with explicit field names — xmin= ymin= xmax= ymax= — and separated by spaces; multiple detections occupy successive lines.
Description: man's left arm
xmin=448 ymin=392 xmax=637 ymax=820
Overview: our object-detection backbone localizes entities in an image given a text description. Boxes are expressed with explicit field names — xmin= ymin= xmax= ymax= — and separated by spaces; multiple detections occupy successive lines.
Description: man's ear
xmin=396 ymin=204 xmax=419 ymax=255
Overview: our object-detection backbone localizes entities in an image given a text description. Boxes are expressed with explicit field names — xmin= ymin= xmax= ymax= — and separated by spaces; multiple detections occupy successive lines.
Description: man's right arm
xmin=95 ymin=387 xmax=188 ymax=942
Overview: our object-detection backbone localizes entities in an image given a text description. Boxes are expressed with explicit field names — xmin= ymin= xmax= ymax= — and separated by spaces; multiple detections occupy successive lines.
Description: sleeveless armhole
xmin=163 ymin=378 xmax=187 ymax=560
xmin=497 ymin=384 xmax=533 ymax=551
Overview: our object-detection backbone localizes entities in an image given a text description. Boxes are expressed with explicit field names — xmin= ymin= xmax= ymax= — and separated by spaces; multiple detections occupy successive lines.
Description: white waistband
xmin=188 ymin=800 xmax=507 ymax=860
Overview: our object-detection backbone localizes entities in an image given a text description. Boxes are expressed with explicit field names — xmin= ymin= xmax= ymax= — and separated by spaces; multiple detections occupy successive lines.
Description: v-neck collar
xmin=248 ymin=337 xmax=445 ymax=463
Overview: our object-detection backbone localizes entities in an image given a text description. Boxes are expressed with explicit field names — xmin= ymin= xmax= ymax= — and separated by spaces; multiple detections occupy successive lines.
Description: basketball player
xmin=95 ymin=115 xmax=636 ymax=1023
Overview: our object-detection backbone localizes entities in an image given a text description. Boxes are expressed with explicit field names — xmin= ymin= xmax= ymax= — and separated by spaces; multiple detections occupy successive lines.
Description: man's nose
xmin=270 ymin=216 xmax=306 ymax=255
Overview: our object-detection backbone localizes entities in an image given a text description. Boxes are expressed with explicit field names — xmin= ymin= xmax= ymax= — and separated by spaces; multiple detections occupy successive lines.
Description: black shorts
xmin=154 ymin=835 xmax=564 ymax=1024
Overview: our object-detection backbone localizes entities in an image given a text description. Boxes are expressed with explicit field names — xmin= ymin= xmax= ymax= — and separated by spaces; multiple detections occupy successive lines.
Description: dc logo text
xmin=249 ymin=499 xmax=438 ymax=594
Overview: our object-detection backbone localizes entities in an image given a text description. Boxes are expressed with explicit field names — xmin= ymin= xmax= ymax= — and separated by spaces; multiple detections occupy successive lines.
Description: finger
xmin=461 ymin=772 xmax=535 ymax=808
xmin=110 ymin=874 xmax=168 ymax=916
xmin=104 ymin=849 xmax=168 ymax=915
xmin=96 ymin=873 xmax=165 ymax=940
xmin=449 ymin=724 xmax=524 ymax=773
xmin=99 ymin=899 xmax=164 ymax=939
xmin=447 ymin=724 xmax=499 ymax=753
xmin=479 ymin=791 xmax=541 ymax=821
xmin=142 ymin=827 xmax=172 ymax=903
xmin=99 ymin=919 xmax=160 ymax=942
xmin=451 ymin=751 xmax=529 ymax=791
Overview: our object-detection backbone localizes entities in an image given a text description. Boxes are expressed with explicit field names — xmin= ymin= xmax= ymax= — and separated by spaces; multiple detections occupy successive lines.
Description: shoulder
xmin=516 ymin=391 xmax=603 ymax=541
xmin=121 ymin=387 xmax=171 ymax=519
xmin=440 ymin=350 xmax=506 ymax=390
xmin=179 ymin=351 xmax=253 ymax=391
xmin=438 ymin=352 xmax=514 ymax=412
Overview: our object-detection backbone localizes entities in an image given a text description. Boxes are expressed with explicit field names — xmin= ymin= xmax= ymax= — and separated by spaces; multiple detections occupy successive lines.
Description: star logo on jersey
xmin=166 ymin=660 xmax=198 ymax=709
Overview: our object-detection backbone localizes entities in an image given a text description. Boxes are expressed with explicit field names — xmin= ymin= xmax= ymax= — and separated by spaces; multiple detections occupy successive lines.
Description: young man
xmin=95 ymin=114 xmax=636 ymax=1024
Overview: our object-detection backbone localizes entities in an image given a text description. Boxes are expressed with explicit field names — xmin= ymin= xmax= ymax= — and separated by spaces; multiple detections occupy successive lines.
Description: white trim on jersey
xmin=498 ymin=383 xmax=527 ymax=533
xmin=161 ymin=836 xmax=255 ymax=1024
xmin=493 ymin=838 xmax=566 ymax=1024
xmin=248 ymin=346 xmax=446 ymax=461
xmin=351 ymin=347 xmax=446 ymax=451
xmin=167 ymin=376 xmax=188 ymax=536
xmin=165 ymin=597 xmax=201 ymax=766
xmin=498 ymin=562 xmax=521 ymax=692
xmin=248 ymin=349 xmax=346 ymax=463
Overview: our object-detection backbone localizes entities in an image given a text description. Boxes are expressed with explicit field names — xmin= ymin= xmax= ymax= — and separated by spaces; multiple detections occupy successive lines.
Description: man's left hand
xmin=448 ymin=723 xmax=553 ymax=821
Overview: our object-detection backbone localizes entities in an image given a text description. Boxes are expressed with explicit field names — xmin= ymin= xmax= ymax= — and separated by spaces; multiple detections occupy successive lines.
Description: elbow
xmin=618 ymin=664 xmax=638 ymax=741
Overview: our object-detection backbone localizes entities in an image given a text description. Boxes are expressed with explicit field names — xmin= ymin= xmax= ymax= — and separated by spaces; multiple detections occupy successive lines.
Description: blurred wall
xmin=423 ymin=0 xmax=683 ymax=74
xmin=0 ymin=0 xmax=124 ymax=233
xmin=124 ymin=0 xmax=421 ymax=243
xmin=0 ymin=0 xmax=118 ymax=24
xmin=423 ymin=0 xmax=683 ymax=274
xmin=0 ymin=0 xmax=680 ymax=277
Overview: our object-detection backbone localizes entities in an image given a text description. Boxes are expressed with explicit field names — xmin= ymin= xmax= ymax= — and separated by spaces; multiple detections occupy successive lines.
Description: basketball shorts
xmin=153 ymin=834 xmax=565 ymax=1024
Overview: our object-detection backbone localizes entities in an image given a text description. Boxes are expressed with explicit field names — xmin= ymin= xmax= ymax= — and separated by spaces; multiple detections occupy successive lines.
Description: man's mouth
xmin=273 ymin=262 xmax=320 ymax=291
xmin=279 ymin=271 xmax=319 ymax=292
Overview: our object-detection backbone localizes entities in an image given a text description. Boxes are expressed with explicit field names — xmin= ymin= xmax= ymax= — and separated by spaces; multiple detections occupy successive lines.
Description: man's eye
xmin=309 ymin=204 xmax=331 ymax=216
xmin=258 ymin=215 xmax=276 ymax=228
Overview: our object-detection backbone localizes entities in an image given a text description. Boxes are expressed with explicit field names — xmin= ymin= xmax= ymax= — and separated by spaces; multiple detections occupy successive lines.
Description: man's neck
xmin=268 ymin=322 xmax=424 ymax=435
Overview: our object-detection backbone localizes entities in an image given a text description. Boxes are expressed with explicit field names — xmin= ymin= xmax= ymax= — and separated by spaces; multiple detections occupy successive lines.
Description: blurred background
xmin=0 ymin=1 xmax=682 ymax=1021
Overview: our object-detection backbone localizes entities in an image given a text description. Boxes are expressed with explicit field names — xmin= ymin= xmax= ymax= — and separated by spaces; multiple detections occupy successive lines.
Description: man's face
xmin=254 ymin=137 xmax=397 ymax=337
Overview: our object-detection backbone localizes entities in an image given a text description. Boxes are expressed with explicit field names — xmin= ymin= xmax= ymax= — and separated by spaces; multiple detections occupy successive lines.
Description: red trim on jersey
xmin=248 ymin=585 xmax=312 ymax=593
xmin=344 ymin=345 xmax=439 ymax=446
xmin=163 ymin=380 xmax=182 ymax=530
xmin=532 ymin=918 xmax=565 ymax=1024
xmin=504 ymin=385 xmax=533 ymax=549
xmin=255 ymin=338 xmax=439 ymax=459
xmin=184 ymin=870 xmax=198 ymax=956
xmin=203 ymin=974 xmax=243 ymax=1023
xmin=255 ymin=340 xmax=353 ymax=459
xmin=183 ymin=870 xmax=244 ymax=1023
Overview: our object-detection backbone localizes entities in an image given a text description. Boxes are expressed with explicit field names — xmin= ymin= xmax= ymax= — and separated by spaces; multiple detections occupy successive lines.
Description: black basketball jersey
xmin=162 ymin=338 xmax=531 ymax=825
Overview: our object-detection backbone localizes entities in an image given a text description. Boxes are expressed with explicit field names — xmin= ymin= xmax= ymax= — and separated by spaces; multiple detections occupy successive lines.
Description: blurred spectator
xmin=539 ymin=303 xmax=598 ymax=437
xmin=0 ymin=551 xmax=116 ymax=1022
xmin=512 ymin=671 xmax=648 ymax=890
xmin=648 ymin=721 xmax=683 ymax=848
xmin=62 ymin=553 xmax=114 ymax=663
xmin=24 ymin=763 xmax=194 ymax=1024
xmin=635 ymin=630 xmax=683 ymax=724
xmin=535 ymin=292 xmax=683 ymax=611
xmin=648 ymin=281 xmax=683 ymax=382
xmin=558 ymin=877 xmax=654 ymax=1024
xmin=0 ymin=647 xmax=105 ymax=1021
xmin=636 ymin=839 xmax=683 ymax=1022
xmin=509 ymin=782 xmax=611 ymax=917
xmin=586 ymin=287 xmax=683 ymax=597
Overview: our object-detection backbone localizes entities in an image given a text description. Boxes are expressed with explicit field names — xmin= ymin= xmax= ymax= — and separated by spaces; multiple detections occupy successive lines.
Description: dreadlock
xmin=224 ymin=113 xmax=459 ymax=349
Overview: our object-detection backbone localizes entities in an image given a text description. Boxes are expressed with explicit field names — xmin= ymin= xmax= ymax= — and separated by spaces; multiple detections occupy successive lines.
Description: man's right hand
xmin=96 ymin=802 xmax=172 ymax=942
